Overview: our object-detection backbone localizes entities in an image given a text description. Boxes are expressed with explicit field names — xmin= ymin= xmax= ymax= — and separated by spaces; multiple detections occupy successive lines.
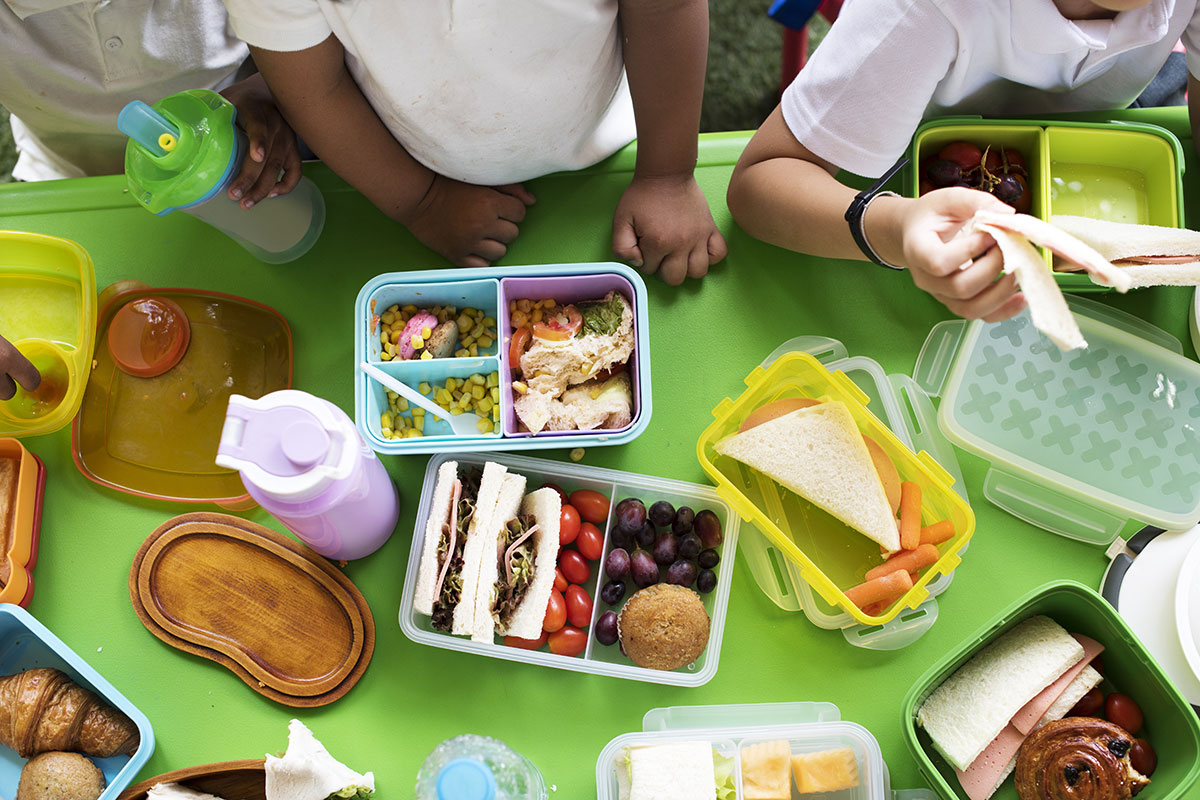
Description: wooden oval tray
xmin=118 ymin=759 xmax=265 ymax=800
xmin=130 ymin=513 xmax=374 ymax=707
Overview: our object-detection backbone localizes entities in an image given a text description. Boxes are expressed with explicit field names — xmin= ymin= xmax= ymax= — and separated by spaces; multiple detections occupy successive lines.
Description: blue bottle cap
xmin=437 ymin=758 xmax=497 ymax=800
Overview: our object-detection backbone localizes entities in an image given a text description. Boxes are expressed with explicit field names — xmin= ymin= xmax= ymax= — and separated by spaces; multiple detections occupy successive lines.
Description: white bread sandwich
xmin=471 ymin=471 xmax=528 ymax=642
xmin=615 ymin=741 xmax=736 ymax=800
xmin=1051 ymin=214 xmax=1200 ymax=288
xmin=714 ymin=401 xmax=900 ymax=552
xmin=264 ymin=719 xmax=374 ymax=800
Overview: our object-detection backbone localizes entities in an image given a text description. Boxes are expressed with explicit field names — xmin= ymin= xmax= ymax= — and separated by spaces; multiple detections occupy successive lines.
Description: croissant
xmin=0 ymin=668 xmax=139 ymax=758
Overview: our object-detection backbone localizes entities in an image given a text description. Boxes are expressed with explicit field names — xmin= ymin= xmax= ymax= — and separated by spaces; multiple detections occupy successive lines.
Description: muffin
xmin=618 ymin=583 xmax=710 ymax=670
xmin=17 ymin=751 xmax=105 ymax=800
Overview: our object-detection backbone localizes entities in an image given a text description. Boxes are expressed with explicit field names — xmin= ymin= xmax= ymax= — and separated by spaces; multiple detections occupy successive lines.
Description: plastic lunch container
xmin=399 ymin=452 xmax=738 ymax=687
xmin=596 ymin=701 xmax=935 ymax=800
xmin=697 ymin=345 xmax=975 ymax=630
xmin=0 ymin=231 xmax=97 ymax=437
xmin=902 ymin=580 xmax=1200 ymax=800
xmin=907 ymin=117 xmax=1185 ymax=293
xmin=0 ymin=603 xmax=154 ymax=799
xmin=913 ymin=296 xmax=1200 ymax=545
xmin=354 ymin=263 xmax=650 ymax=455
xmin=0 ymin=439 xmax=45 ymax=608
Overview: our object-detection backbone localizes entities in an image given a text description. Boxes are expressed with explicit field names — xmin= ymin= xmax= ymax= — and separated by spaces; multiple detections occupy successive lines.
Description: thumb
xmin=611 ymin=218 xmax=643 ymax=268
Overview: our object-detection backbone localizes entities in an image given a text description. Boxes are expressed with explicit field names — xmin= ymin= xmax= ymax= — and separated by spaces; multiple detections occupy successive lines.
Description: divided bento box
xmin=902 ymin=581 xmax=1200 ymax=800
xmin=597 ymin=701 xmax=936 ymax=800
xmin=0 ymin=603 xmax=155 ymax=799
xmin=908 ymin=117 xmax=1185 ymax=292
xmin=697 ymin=344 xmax=975 ymax=630
xmin=729 ymin=338 xmax=972 ymax=650
xmin=913 ymin=296 xmax=1200 ymax=545
xmin=399 ymin=452 xmax=738 ymax=686
xmin=355 ymin=263 xmax=651 ymax=454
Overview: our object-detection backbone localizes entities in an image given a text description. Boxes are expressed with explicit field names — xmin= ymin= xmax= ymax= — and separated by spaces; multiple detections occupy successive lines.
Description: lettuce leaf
xmin=713 ymin=750 xmax=736 ymax=800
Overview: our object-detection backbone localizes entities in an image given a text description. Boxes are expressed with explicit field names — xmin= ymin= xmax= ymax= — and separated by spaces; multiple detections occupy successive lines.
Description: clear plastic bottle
xmin=416 ymin=735 xmax=548 ymax=800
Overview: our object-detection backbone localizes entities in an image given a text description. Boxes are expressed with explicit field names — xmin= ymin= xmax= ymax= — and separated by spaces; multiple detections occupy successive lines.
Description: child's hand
xmin=219 ymin=74 xmax=304 ymax=210
xmin=406 ymin=175 xmax=536 ymax=268
xmin=0 ymin=336 xmax=39 ymax=402
xmin=612 ymin=175 xmax=728 ymax=285
xmin=898 ymin=187 xmax=1027 ymax=322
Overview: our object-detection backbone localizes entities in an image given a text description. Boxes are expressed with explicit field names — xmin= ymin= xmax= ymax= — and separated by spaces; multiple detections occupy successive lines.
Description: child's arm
xmin=1189 ymin=74 xmax=1200 ymax=157
xmin=219 ymin=73 xmax=304 ymax=210
xmin=728 ymin=107 xmax=1026 ymax=322
xmin=248 ymin=36 xmax=535 ymax=267
xmin=0 ymin=336 xmax=38 ymax=402
xmin=615 ymin=0 xmax=727 ymax=285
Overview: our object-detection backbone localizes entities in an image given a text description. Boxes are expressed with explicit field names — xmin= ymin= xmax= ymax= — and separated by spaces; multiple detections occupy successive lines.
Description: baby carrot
xmin=865 ymin=543 xmax=940 ymax=582
xmin=899 ymin=481 xmax=922 ymax=550
xmin=845 ymin=570 xmax=913 ymax=609
xmin=920 ymin=520 xmax=955 ymax=546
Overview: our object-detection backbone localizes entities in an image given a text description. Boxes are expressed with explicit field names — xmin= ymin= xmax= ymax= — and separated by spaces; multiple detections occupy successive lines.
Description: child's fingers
xmin=686 ymin=245 xmax=710 ymax=280
xmin=268 ymin=140 xmax=304 ymax=199
xmin=242 ymin=153 xmax=287 ymax=207
xmin=472 ymin=238 xmax=508 ymax=263
xmin=925 ymin=246 xmax=1005 ymax=300
xmin=238 ymin=104 xmax=268 ymax=164
xmin=921 ymin=230 xmax=997 ymax=277
xmin=981 ymin=291 xmax=1027 ymax=323
xmin=490 ymin=220 xmax=520 ymax=244
xmin=611 ymin=221 xmax=643 ymax=268
xmin=934 ymin=272 xmax=1020 ymax=320
xmin=494 ymin=183 xmax=536 ymax=205
xmin=707 ymin=229 xmax=729 ymax=264
xmin=0 ymin=374 xmax=14 ymax=402
xmin=495 ymin=193 xmax=528 ymax=224
xmin=0 ymin=340 xmax=39 ymax=392
xmin=657 ymin=251 xmax=688 ymax=286
xmin=460 ymin=255 xmax=491 ymax=268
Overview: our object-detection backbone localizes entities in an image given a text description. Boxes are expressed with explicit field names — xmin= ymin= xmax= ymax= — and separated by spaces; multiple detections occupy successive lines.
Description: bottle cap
xmin=107 ymin=296 xmax=190 ymax=378
xmin=436 ymin=759 xmax=496 ymax=800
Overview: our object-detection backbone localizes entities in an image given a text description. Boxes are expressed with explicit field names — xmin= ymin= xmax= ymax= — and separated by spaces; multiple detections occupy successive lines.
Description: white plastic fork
xmin=359 ymin=361 xmax=487 ymax=437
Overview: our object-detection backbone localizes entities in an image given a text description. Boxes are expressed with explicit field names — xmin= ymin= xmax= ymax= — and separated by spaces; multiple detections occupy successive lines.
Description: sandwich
xmin=714 ymin=401 xmax=901 ymax=553
xmin=471 ymin=483 xmax=562 ymax=643
xmin=615 ymin=741 xmax=736 ymax=800
xmin=1051 ymin=214 xmax=1200 ymax=288
xmin=264 ymin=719 xmax=374 ymax=800
xmin=514 ymin=372 xmax=633 ymax=434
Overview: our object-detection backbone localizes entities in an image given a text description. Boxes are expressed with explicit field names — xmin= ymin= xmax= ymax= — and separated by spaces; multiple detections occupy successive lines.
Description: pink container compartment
xmin=499 ymin=273 xmax=641 ymax=438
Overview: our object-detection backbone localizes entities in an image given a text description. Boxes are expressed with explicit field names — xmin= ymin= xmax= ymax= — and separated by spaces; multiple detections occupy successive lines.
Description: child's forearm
xmin=1189 ymin=74 xmax=1200 ymax=159
xmin=618 ymin=0 xmax=707 ymax=179
xmin=248 ymin=38 xmax=435 ymax=224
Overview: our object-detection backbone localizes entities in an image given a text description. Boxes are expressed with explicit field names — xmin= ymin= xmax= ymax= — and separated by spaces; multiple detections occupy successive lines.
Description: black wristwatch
xmin=844 ymin=156 xmax=910 ymax=270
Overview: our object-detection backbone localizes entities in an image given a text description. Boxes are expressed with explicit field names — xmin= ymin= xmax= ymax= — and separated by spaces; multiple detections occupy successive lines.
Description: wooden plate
xmin=130 ymin=513 xmax=374 ymax=706
xmin=117 ymin=759 xmax=265 ymax=800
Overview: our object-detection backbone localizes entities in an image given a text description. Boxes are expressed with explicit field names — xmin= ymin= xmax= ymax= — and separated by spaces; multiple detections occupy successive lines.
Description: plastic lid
xmin=437 ymin=759 xmax=496 ymax=800
xmin=107 ymin=297 xmax=190 ymax=378
xmin=122 ymin=89 xmax=239 ymax=215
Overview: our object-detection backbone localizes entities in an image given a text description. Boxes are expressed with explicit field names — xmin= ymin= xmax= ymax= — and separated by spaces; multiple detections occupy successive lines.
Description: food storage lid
xmin=437 ymin=759 xmax=496 ymax=800
xmin=217 ymin=391 xmax=359 ymax=504
xmin=107 ymin=296 xmax=190 ymax=378
xmin=914 ymin=296 xmax=1200 ymax=544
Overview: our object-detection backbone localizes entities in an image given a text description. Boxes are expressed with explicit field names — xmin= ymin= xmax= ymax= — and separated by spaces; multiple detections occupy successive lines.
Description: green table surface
xmin=1 ymin=107 xmax=1197 ymax=798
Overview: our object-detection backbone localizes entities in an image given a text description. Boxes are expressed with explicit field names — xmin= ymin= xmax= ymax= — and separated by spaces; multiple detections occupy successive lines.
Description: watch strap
xmin=844 ymin=157 xmax=910 ymax=270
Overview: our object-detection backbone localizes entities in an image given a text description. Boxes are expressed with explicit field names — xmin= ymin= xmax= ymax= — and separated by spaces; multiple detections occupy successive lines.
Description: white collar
xmin=5 ymin=0 xmax=91 ymax=21
xmin=1012 ymin=0 xmax=1170 ymax=55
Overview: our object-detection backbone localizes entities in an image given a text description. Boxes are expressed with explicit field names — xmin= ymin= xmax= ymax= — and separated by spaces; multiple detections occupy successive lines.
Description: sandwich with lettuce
xmin=613 ymin=741 xmax=736 ymax=800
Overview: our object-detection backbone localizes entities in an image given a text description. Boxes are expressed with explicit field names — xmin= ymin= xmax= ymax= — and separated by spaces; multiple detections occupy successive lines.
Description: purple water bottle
xmin=216 ymin=389 xmax=399 ymax=560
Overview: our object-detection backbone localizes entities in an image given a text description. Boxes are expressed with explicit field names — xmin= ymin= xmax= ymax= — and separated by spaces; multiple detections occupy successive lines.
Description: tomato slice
xmin=508 ymin=327 xmax=531 ymax=371
xmin=532 ymin=305 xmax=582 ymax=341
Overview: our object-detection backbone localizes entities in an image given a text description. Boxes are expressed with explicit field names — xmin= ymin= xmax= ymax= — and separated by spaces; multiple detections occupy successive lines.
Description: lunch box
xmin=0 ymin=231 xmax=97 ymax=437
xmin=907 ymin=117 xmax=1185 ymax=293
xmin=355 ymin=263 xmax=650 ymax=454
xmin=597 ymin=701 xmax=935 ymax=800
xmin=913 ymin=296 xmax=1200 ymax=544
xmin=0 ymin=439 xmax=45 ymax=608
xmin=697 ymin=340 xmax=976 ymax=631
xmin=398 ymin=452 xmax=738 ymax=687
xmin=902 ymin=580 xmax=1200 ymax=800
xmin=0 ymin=603 xmax=155 ymax=799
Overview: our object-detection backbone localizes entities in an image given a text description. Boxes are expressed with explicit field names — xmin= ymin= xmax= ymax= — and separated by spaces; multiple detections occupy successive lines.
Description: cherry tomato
xmin=1068 ymin=687 xmax=1104 ymax=717
xmin=554 ymin=567 xmax=568 ymax=593
xmin=1130 ymin=738 xmax=1157 ymax=776
xmin=504 ymin=631 xmax=548 ymax=650
xmin=547 ymin=624 xmax=588 ymax=657
xmin=1012 ymin=173 xmax=1032 ymax=214
xmin=566 ymin=584 xmax=594 ymax=628
xmin=559 ymin=504 xmax=580 ymax=546
xmin=532 ymin=305 xmax=582 ymax=341
xmin=938 ymin=141 xmax=983 ymax=171
xmin=577 ymin=522 xmax=604 ymax=561
xmin=541 ymin=482 xmax=570 ymax=506
xmin=570 ymin=489 xmax=611 ymax=524
xmin=1105 ymin=693 xmax=1144 ymax=734
xmin=559 ymin=549 xmax=591 ymax=585
xmin=543 ymin=589 xmax=567 ymax=633
xmin=508 ymin=326 xmax=531 ymax=370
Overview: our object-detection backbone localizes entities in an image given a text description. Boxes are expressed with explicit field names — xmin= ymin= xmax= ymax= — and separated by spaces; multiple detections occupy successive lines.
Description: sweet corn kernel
xmin=457 ymin=314 xmax=472 ymax=330
xmin=513 ymin=381 xmax=528 ymax=394
xmin=517 ymin=299 xmax=532 ymax=312
xmin=384 ymin=342 xmax=396 ymax=356
xmin=490 ymin=387 xmax=500 ymax=402
xmin=487 ymin=372 xmax=500 ymax=388
xmin=381 ymin=413 xmax=393 ymax=429
xmin=451 ymin=407 xmax=464 ymax=415
xmin=531 ymin=309 xmax=543 ymax=323
xmin=471 ymin=374 xmax=486 ymax=385
xmin=387 ymin=304 xmax=400 ymax=313
xmin=477 ymin=336 xmax=493 ymax=349
xmin=478 ymin=397 xmax=493 ymax=413
xmin=469 ymin=345 xmax=479 ymax=356
xmin=390 ymin=329 xmax=403 ymax=344
xmin=543 ymin=299 xmax=556 ymax=308
xmin=396 ymin=397 xmax=409 ymax=412
xmin=418 ymin=382 xmax=431 ymax=394
xmin=402 ymin=304 xmax=418 ymax=314
xmin=462 ymin=335 xmax=475 ymax=348
xmin=482 ymin=316 xmax=495 ymax=327
xmin=477 ymin=419 xmax=493 ymax=434
xmin=386 ymin=390 xmax=398 ymax=402
xmin=492 ymin=405 xmax=500 ymax=421
xmin=410 ymin=334 xmax=424 ymax=350
xmin=380 ymin=332 xmax=389 ymax=345
xmin=455 ymin=349 xmax=470 ymax=358
xmin=511 ymin=311 xmax=529 ymax=328
xmin=421 ymin=351 xmax=433 ymax=360
xmin=413 ymin=407 xmax=426 ymax=417
xmin=381 ymin=312 xmax=396 ymax=325
xmin=509 ymin=301 xmax=517 ymax=313
xmin=471 ymin=385 xmax=485 ymax=400
xmin=421 ymin=326 xmax=432 ymax=339
xmin=437 ymin=388 xmax=453 ymax=405
xmin=446 ymin=378 xmax=458 ymax=391
xmin=458 ymin=394 xmax=473 ymax=409
xmin=406 ymin=429 xmax=422 ymax=438
xmin=380 ymin=351 xmax=392 ymax=361
xmin=414 ymin=415 xmax=425 ymax=432
xmin=569 ymin=448 xmax=585 ymax=462
xmin=381 ymin=428 xmax=393 ymax=439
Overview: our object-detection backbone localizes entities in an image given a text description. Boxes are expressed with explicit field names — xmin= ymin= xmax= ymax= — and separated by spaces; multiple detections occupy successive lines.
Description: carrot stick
xmin=865 ymin=543 xmax=940 ymax=582
xmin=899 ymin=481 xmax=922 ymax=550
xmin=845 ymin=570 xmax=913 ymax=608
xmin=861 ymin=600 xmax=889 ymax=617
xmin=920 ymin=520 xmax=955 ymax=546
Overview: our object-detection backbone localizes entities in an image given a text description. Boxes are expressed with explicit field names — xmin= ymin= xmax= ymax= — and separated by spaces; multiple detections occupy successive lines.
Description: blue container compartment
xmin=361 ymin=355 xmax=503 ymax=446
xmin=363 ymin=279 xmax=499 ymax=363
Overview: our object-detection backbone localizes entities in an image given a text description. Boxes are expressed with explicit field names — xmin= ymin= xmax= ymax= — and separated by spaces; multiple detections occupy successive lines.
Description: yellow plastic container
xmin=697 ymin=352 xmax=975 ymax=626
xmin=0 ymin=231 xmax=97 ymax=436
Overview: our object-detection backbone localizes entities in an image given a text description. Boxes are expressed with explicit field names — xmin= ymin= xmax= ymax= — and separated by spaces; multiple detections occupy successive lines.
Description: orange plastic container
xmin=0 ymin=438 xmax=45 ymax=607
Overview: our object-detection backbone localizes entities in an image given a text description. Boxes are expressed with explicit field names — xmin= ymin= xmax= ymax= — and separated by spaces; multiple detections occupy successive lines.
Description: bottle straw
xmin=117 ymin=101 xmax=180 ymax=158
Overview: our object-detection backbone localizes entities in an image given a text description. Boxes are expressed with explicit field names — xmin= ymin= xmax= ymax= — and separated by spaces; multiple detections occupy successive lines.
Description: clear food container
xmin=398 ymin=452 xmax=738 ymax=687
xmin=597 ymin=701 xmax=935 ymax=800
xmin=355 ymin=263 xmax=651 ymax=454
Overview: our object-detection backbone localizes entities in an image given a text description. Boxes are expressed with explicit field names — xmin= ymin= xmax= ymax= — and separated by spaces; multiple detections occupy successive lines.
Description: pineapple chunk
xmin=741 ymin=739 xmax=790 ymax=800
xmin=791 ymin=747 xmax=859 ymax=794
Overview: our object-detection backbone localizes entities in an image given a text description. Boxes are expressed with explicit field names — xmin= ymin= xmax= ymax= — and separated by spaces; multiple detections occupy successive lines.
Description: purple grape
xmin=698 ymin=549 xmax=720 ymax=570
xmin=648 ymin=500 xmax=676 ymax=528
xmin=635 ymin=521 xmax=656 ymax=549
xmin=630 ymin=549 xmax=659 ymax=588
xmin=678 ymin=533 xmax=701 ymax=561
xmin=694 ymin=510 xmax=723 ymax=549
xmin=666 ymin=560 xmax=698 ymax=588
xmin=610 ymin=525 xmax=635 ymax=552
xmin=672 ymin=506 xmax=695 ymax=535
xmin=601 ymin=580 xmax=626 ymax=606
xmin=652 ymin=532 xmax=679 ymax=566
xmin=605 ymin=548 xmax=631 ymax=580
xmin=595 ymin=611 xmax=619 ymax=646
xmin=696 ymin=569 xmax=717 ymax=594
xmin=993 ymin=173 xmax=1023 ymax=205
xmin=615 ymin=498 xmax=647 ymax=533
xmin=926 ymin=159 xmax=962 ymax=187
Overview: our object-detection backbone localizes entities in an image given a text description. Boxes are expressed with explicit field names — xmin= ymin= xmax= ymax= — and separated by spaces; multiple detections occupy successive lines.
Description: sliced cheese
xmin=741 ymin=739 xmax=790 ymax=800
xmin=628 ymin=741 xmax=716 ymax=800
xmin=791 ymin=747 xmax=860 ymax=794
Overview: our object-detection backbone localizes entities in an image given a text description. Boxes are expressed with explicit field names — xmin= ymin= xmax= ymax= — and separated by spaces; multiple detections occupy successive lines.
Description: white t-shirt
xmin=782 ymin=0 xmax=1200 ymax=177
xmin=220 ymin=0 xmax=636 ymax=185
xmin=1 ymin=0 xmax=249 ymax=182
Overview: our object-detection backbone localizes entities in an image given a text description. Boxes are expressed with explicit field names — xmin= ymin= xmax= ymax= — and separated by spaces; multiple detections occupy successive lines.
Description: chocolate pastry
xmin=1015 ymin=717 xmax=1150 ymax=800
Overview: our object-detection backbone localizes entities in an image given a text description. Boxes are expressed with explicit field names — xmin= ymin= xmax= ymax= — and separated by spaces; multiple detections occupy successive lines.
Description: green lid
xmin=122 ymin=89 xmax=238 ymax=216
